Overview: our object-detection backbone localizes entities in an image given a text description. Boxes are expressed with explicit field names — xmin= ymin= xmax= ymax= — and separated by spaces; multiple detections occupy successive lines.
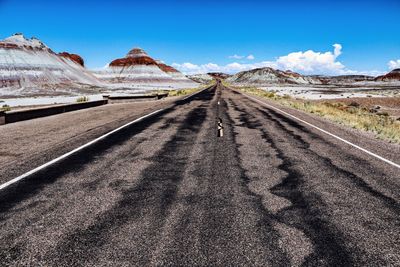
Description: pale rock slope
xmin=314 ymin=75 xmax=375 ymax=85
xmin=156 ymin=60 xmax=194 ymax=84
xmin=0 ymin=33 xmax=102 ymax=97
xmin=227 ymin=67 xmax=319 ymax=85
xmin=226 ymin=67 xmax=391 ymax=86
xmin=92 ymin=48 xmax=198 ymax=89
xmin=187 ymin=73 xmax=214 ymax=84
xmin=375 ymin=69 xmax=400 ymax=82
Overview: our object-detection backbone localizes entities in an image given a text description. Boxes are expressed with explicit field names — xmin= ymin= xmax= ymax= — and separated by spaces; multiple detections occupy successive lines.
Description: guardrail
xmin=103 ymin=93 xmax=168 ymax=103
xmin=2 ymin=100 xmax=108 ymax=124
xmin=0 ymin=93 xmax=169 ymax=125
xmin=0 ymin=111 xmax=5 ymax=125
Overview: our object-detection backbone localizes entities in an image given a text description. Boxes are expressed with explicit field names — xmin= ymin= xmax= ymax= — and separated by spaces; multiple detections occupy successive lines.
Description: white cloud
xmin=179 ymin=62 xmax=199 ymax=70
xmin=333 ymin=43 xmax=342 ymax=57
xmin=228 ymin=54 xmax=244 ymax=59
xmin=388 ymin=59 xmax=400 ymax=70
xmin=247 ymin=54 xmax=255 ymax=60
xmin=172 ymin=61 xmax=277 ymax=74
xmin=229 ymin=54 xmax=255 ymax=60
xmin=173 ymin=44 xmax=384 ymax=76
xmin=275 ymin=44 xmax=345 ymax=75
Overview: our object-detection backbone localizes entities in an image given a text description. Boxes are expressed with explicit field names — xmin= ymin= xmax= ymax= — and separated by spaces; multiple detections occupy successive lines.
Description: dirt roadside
xmin=316 ymin=97 xmax=400 ymax=117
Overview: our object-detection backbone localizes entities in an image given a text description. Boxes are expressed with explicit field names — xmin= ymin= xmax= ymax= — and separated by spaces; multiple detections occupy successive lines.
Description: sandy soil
xmin=317 ymin=97 xmax=400 ymax=117
xmin=258 ymin=86 xmax=400 ymax=100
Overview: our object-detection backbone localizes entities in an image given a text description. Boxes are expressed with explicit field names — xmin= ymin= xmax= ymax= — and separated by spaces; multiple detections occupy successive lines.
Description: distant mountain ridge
xmin=187 ymin=73 xmax=214 ymax=84
xmin=226 ymin=67 xmax=318 ymax=85
xmin=226 ymin=67 xmax=398 ymax=85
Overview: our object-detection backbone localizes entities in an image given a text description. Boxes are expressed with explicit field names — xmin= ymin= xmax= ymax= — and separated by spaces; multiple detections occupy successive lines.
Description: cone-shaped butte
xmin=109 ymin=47 xmax=158 ymax=67
xmin=92 ymin=47 xmax=199 ymax=89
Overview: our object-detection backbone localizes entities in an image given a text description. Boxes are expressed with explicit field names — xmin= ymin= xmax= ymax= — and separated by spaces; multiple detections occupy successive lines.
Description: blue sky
xmin=0 ymin=0 xmax=399 ymax=75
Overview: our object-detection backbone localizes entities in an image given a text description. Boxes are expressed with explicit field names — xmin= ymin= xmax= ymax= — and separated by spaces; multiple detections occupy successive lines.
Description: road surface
xmin=0 ymin=83 xmax=399 ymax=266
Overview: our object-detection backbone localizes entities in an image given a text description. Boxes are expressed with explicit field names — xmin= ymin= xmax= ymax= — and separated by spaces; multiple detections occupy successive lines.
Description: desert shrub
xmin=377 ymin=112 xmax=389 ymax=117
xmin=348 ymin=101 xmax=360 ymax=107
xmin=166 ymin=88 xmax=199 ymax=97
xmin=1 ymin=104 xmax=11 ymax=111
xmin=76 ymin=96 xmax=90 ymax=103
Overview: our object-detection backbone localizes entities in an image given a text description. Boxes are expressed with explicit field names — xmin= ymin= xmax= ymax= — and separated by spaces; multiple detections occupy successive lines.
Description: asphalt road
xmin=0 ymin=97 xmax=180 ymax=183
xmin=0 ymin=83 xmax=399 ymax=266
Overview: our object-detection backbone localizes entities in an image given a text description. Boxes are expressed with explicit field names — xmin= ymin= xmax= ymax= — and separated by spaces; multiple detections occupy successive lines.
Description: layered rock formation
xmin=207 ymin=72 xmax=232 ymax=80
xmin=155 ymin=60 xmax=195 ymax=84
xmin=156 ymin=61 xmax=179 ymax=73
xmin=227 ymin=67 xmax=380 ymax=86
xmin=58 ymin=52 xmax=85 ymax=67
xmin=109 ymin=48 xmax=158 ymax=67
xmin=187 ymin=73 xmax=214 ymax=84
xmin=314 ymin=75 xmax=374 ymax=84
xmin=93 ymin=48 xmax=170 ymax=83
xmin=187 ymin=73 xmax=231 ymax=84
xmin=93 ymin=48 xmax=197 ymax=88
xmin=375 ymin=69 xmax=400 ymax=82
xmin=227 ymin=67 xmax=318 ymax=85
xmin=0 ymin=33 xmax=101 ymax=94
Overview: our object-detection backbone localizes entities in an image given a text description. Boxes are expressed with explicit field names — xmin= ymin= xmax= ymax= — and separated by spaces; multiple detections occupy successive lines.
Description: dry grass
xmin=321 ymin=97 xmax=400 ymax=108
xmin=236 ymin=86 xmax=400 ymax=143
xmin=156 ymin=82 xmax=216 ymax=97
xmin=164 ymin=88 xmax=201 ymax=97
xmin=238 ymin=86 xmax=280 ymax=99
xmin=320 ymin=97 xmax=400 ymax=117
xmin=1 ymin=104 xmax=11 ymax=111
xmin=154 ymin=88 xmax=199 ymax=97
xmin=76 ymin=96 xmax=90 ymax=103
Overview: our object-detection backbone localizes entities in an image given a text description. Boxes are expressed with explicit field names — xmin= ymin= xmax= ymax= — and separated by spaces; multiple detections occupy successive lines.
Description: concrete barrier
xmin=0 ymin=111 xmax=5 ymax=125
xmin=104 ymin=93 xmax=168 ymax=104
xmin=157 ymin=93 xmax=169 ymax=99
xmin=4 ymin=100 xmax=108 ymax=124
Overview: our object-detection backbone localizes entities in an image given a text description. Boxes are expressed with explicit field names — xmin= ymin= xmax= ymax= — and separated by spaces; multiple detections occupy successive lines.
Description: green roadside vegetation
xmin=76 ymin=96 xmax=90 ymax=103
xmin=1 ymin=104 xmax=11 ymax=112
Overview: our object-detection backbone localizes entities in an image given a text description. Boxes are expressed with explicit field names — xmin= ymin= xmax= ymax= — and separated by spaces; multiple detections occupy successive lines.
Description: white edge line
xmin=239 ymin=91 xmax=400 ymax=170
xmin=0 ymin=109 xmax=164 ymax=191
xmin=0 ymin=85 xmax=212 ymax=191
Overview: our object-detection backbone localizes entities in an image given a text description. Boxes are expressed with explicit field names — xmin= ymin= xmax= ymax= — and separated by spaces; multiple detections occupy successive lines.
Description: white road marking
xmin=242 ymin=92 xmax=400 ymax=170
xmin=0 ymin=85 xmax=212 ymax=191
xmin=0 ymin=109 xmax=164 ymax=191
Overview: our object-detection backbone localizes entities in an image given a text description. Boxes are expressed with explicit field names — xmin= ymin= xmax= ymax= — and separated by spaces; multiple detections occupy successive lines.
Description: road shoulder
xmin=231 ymin=88 xmax=400 ymax=167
